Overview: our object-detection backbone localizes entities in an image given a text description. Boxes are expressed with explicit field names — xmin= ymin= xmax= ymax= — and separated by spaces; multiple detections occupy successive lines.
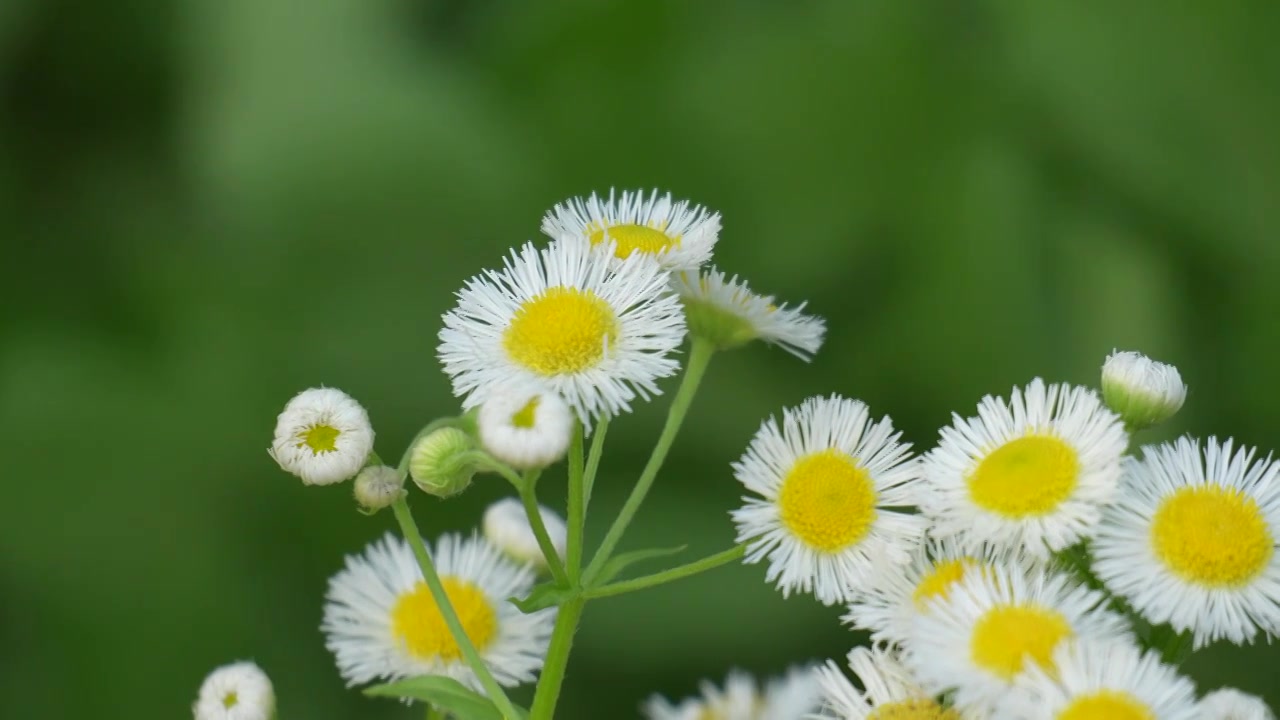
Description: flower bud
xmin=483 ymin=497 xmax=567 ymax=570
xmin=477 ymin=384 xmax=573 ymax=470
xmin=1101 ymin=350 xmax=1187 ymax=430
xmin=352 ymin=465 xmax=405 ymax=513
xmin=193 ymin=661 xmax=275 ymax=720
xmin=408 ymin=427 xmax=477 ymax=498
xmin=268 ymin=387 xmax=374 ymax=485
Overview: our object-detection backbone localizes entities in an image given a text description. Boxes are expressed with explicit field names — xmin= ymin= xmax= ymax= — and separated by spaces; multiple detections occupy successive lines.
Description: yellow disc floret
xmin=778 ymin=449 xmax=877 ymax=552
xmin=1058 ymin=691 xmax=1154 ymax=720
xmin=390 ymin=578 xmax=498 ymax=661
xmin=868 ymin=699 xmax=961 ymax=720
xmin=1151 ymin=485 xmax=1274 ymax=588
xmin=590 ymin=223 xmax=679 ymax=258
xmin=913 ymin=558 xmax=978 ymax=610
xmin=967 ymin=436 xmax=1080 ymax=517
xmin=503 ymin=287 xmax=619 ymax=376
xmin=511 ymin=396 xmax=540 ymax=429
xmin=970 ymin=603 xmax=1072 ymax=680
xmin=299 ymin=424 xmax=340 ymax=454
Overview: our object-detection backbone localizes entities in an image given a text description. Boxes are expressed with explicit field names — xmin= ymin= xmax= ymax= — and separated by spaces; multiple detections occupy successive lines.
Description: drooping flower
xmin=671 ymin=266 xmax=825 ymax=360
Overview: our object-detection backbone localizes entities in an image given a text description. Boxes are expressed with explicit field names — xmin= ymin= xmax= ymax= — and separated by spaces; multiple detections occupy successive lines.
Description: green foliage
xmin=2 ymin=0 xmax=1279 ymax=718
xmin=365 ymin=676 xmax=524 ymax=720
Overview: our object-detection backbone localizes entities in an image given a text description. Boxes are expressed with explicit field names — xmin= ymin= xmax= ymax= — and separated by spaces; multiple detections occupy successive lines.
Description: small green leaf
xmin=364 ymin=675 xmax=507 ymax=720
xmin=510 ymin=581 xmax=579 ymax=613
xmin=596 ymin=545 xmax=687 ymax=585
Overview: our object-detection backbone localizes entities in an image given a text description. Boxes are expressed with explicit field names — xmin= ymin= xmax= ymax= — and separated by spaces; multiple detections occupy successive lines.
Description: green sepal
xmin=595 ymin=544 xmax=688 ymax=585
xmin=364 ymin=676 xmax=526 ymax=720
xmin=681 ymin=299 xmax=758 ymax=351
xmin=510 ymin=581 xmax=579 ymax=613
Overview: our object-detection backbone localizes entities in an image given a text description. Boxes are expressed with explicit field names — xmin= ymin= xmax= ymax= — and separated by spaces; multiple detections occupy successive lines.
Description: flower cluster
xmin=190 ymin=189 xmax=1276 ymax=720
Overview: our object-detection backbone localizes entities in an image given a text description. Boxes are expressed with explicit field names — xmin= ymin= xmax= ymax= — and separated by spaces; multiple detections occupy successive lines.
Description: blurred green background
xmin=3 ymin=0 xmax=1279 ymax=716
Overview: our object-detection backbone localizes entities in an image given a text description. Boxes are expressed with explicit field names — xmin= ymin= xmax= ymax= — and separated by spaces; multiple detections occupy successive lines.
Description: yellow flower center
xmin=777 ymin=449 xmax=878 ymax=553
xmin=298 ymin=424 xmax=340 ymax=454
xmin=221 ymin=692 xmax=238 ymax=709
xmin=967 ymin=435 xmax=1080 ymax=517
xmin=511 ymin=396 xmax=540 ymax=429
xmin=503 ymin=287 xmax=619 ymax=376
xmin=970 ymin=603 xmax=1072 ymax=680
xmin=913 ymin=558 xmax=978 ymax=610
xmin=390 ymin=578 xmax=498 ymax=661
xmin=1151 ymin=485 xmax=1274 ymax=587
xmin=589 ymin=223 xmax=679 ymax=258
xmin=1058 ymin=691 xmax=1154 ymax=720
xmin=868 ymin=699 xmax=961 ymax=720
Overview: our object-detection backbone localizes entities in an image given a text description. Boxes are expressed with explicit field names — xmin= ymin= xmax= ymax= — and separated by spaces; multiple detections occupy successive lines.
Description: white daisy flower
xmin=437 ymin=240 xmax=686 ymax=430
xmin=671 ymin=266 xmax=826 ymax=360
xmin=905 ymin=563 xmax=1131 ymax=716
xmin=477 ymin=383 xmax=574 ymax=469
xmin=643 ymin=665 xmax=822 ymax=720
xmin=321 ymin=532 xmax=555 ymax=691
xmin=1101 ymin=349 xmax=1187 ymax=429
xmin=1092 ymin=436 xmax=1280 ymax=648
xmin=1199 ymin=688 xmax=1277 ymax=720
xmin=541 ymin=188 xmax=721 ymax=272
xmin=731 ymin=395 xmax=928 ymax=605
xmin=483 ymin=497 xmax=567 ymax=569
xmin=997 ymin=639 xmax=1198 ymax=720
xmin=813 ymin=645 xmax=959 ymax=720
xmin=920 ymin=378 xmax=1128 ymax=557
xmin=843 ymin=535 xmax=1042 ymax=647
xmin=192 ymin=661 xmax=275 ymax=720
xmin=268 ymin=387 xmax=375 ymax=485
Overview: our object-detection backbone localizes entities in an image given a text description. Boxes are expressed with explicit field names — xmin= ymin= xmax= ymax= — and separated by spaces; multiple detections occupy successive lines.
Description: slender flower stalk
xmin=583 ymin=337 xmax=716 ymax=585
xmin=388 ymin=498 xmax=522 ymax=720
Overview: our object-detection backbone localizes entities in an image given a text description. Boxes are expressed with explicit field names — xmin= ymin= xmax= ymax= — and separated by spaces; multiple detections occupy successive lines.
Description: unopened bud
xmin=408 ymin=427 xmax=477 ymax=498
xmin=1102 ymin=350 xmax=1187 ymax=430
xmin=353 ymin=465 xmax=405 ymax=513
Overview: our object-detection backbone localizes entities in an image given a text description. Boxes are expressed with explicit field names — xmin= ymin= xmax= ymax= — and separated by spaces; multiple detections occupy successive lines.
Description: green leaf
xmin=510 ymin=581 xmax=579 ymax=613
xmin=596 ymin=545 xmax=687 ymax=585
xmin=364 ymin=675 xmax=512 ymax=720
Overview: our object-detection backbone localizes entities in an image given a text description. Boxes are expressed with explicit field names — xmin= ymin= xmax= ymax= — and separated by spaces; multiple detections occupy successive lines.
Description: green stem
xmin=583 ymin=338 xmax=715 ymax=585
xmin=584 ymin=544 xmax=745 ymax=600
xmin=581 ymin=418 xmax=610 ymax=511
xmin=390 ymin=498 xmax=520 ymax=720
xmin=425 ymin=706 xmax=446 ymax=720
xmin=519 ymin=469 xmax=570 ymax=586
xmin=527 ymin=596 xmax=585 ymax=720
xmin=565 ymin=422 xmax=586 ymax=584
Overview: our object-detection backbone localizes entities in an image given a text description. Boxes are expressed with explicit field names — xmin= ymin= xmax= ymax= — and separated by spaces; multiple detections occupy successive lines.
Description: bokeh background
xmin=3 ymin=0 xmax=1279 ymax=717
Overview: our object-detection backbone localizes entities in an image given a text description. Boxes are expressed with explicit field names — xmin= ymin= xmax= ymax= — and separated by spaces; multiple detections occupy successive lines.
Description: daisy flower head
xmin=905 ymin=563 xmax=1131 ymax=716
xmin=920 ymin=378 xmax=1128 ymax=558
xmin=268 ymin=387 xmax=374 ymax=485
xmin=321 ymin=532 xmax=555 ymax=691
xmin=671 ymin=266 xmax=826 ymax=360
xmin=1198 ymin=688 xmax=1276 ymax=720
xmin=192 ymin=661 xmax=275 ymax=720
xmin=814 ymin=645 xmax=959 ymax=720
xmin=731 ymin=395 xmax=928 ymax=605
xmin=438 ymin=240 xmax=686 ymax=431
xmin=476 ymin=382 xmax=573 ymax=470
xmin=483 ymin=497 xmax=567 ymax=570
xmin=997 ymin=638 xmax=1198 ymax=720
xmin=1101 ymin=349 xmax=1187 ymax=430
xmin=843 ymin=534 xmax=1042 ymax=647
xmin=1092 ymin=436 xmax=1280 ymax=648
xmin=642 ymin=665 xmax=822 ymax=720
xmin=541 ymin=188 xmax=721 ymax=272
